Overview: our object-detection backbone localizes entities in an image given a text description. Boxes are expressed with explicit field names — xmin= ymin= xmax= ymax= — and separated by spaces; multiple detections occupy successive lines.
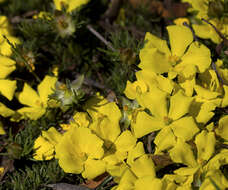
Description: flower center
xmin=168 ymin=55 xmax=180 ymax=66
xmin=35 ymin=100 xmax=43 ymax=107
xmin=163 ymin=116 xmax=173 ymax=125
xmin=136 ymin=86 xmax=142 ymax=94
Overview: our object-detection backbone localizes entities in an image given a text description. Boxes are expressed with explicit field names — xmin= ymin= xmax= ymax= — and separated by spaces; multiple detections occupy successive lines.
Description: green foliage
xmin=0 ymin=160 xmax=81 ymax=190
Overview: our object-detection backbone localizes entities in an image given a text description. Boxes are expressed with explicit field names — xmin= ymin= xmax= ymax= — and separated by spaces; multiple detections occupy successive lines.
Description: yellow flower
xmin=60 ymin=112 xmax=91 ymax=131
xmin=130 ymin=87 xmax=199 ymax=153
xmin=85 ymin=95 xmax=122 ymax=145
xmin=54 ymin=0 xmax=89 ymax=12
xmin=55 ymin=127 xmax=105 ymax=179
xmin=17 ymin=75 xmax=57 ymax=120
xmin=124 ymin=70 xmax=174 ymax=100
xmin=33 ymin=127 xmax=62 ymax=160
xmin=166 ymin=127 xmax=228 ymax=189
xmin=189 ymin=96 xmax=222 ymax=124
xmin=0 ymin=79 xmax=16 ymax=101
xmin=114 ymin=144 xmax=163 ymax=190
xmin=193 ymin=19 xmax=228 ymax=44
xmin=182 ymin=0 xmax=228 ymax=44
xmin=103 ymin=130 xmax=137 ymax=178
xmin=200 ymin=170 xmax=228 ymax=190
xmin=139 ymin=25 xmax=211 ymax=79
xmin=182 ymin=0 xmax=208 ymax=19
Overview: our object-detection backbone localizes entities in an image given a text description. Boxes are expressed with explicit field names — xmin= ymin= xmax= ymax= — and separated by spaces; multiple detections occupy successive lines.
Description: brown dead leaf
xmin=225 ymin=50 xmax=228 ymax=55
xmin=162 ymin=2 xmax=189 ymax=18
xmin=82 ymin=172 xmax=109 ymax=189
xmin=129 ymin=0 xmax=189 ymax=19
xmin=129 ymin=0 xmax=164 ymax=16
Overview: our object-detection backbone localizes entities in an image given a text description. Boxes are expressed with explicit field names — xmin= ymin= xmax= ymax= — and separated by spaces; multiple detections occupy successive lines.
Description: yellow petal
xmin=0 ymin=102 xmax=15 ymax=117
xmin=116 ymin=169 xmax=137 ymax=190
xmin=138 ymin=88 xmax=168 ymax=119
xmin=0 ymin=35 xmax=20 ymax=56
xmin=216 ymin=115 xmax=228 ymax=141
xmin=42 ymin=127 xmax=62 ymax=146
xmin=73 ymin=112 xmax=90 ymax=127
xmin=174 ymin=167 xmax=198 ymax=176
xmin=0 ymin=16 xmax=11 ymax=35
xmin=142 ymin=32 xmax=171 ymax=55
xmin=55 ymin=127 xmax=104 ymax=171
xmin=168 ymin=91 xmax=193 ymax=120
xmin=200 ymin=170 xmax=228 ymax=190
xmin=139 ymin=48 xmax=171 ymax=74
xmin=37 ymin=75 xmax=57 ymax=107
xmin=154 ymin=127 xmax=176 ymax=154
xmin=124 ymin=80 xmax=148 ymax=100
xmin=17 ymin=106 xmax=45 ymax=120
xmin=169 ymin=138 xmax=197 ymax=168
xmin=136 ymin=70 xmax=173 ymax=94
xmin=115 ymin=130 xmax=136 ymax=153
xmin=54 ymin=0 xmax=89 ymax=12
xmin=195 ymin=130 xmax=216 ymax=162
xmin=130 ymin=154 xmax=155 ymax=178
xmin=194 ymin=85 xmax=220 ymax=100
xmin=89 ymin=116 xmax=120 ymax=146
xmin=0 ymin=56 xmax=16 ymax=78
xmin=171 ymin=116 xmax=199 ymax=141
xmin=178 ymin=76 xmax=195 ymax=97
xmin=193 ymin=24 xmax=221 ymax=44
xmin=33 ymin=127 xmax=61 ymax=160
xmin=18 ymin=83 xmax=40 ymax=107
xmin=127 ymin=142 xmax=145 ymax=166
xmin=131 ymin=111 xmax=165 ymax=138
xmin=0 ymin=79 xmax=16 ymax=100
xmin=181 ymin=42 xmax=211 ymax=73
xmin=135 ymin=177 xmax=163 ymax=190
xmin=174 ymin=63 xmax=197 ymax=78
xmin=105 ymin=161 xmax=127 ymax=179
xmin=167 ymin=25 xmax=193 ymax=57
xmin=82 ymin=159 xmax=106 ymax=179
xmin=195 ymin=101 xmax=219 ymax=124
xmin=33 ymin=135 xmax=55 ymax=160
xmin=206 ymin=150 xmax=228 ymax=171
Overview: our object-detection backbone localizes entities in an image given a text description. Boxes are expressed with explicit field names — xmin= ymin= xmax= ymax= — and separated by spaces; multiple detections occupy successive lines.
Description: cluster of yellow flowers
xmin=33 ymin=24 xmax=228 ymax=189
xmin=182 ymin=0 xmax=228 ymax=43
xmin=1 ymin=0 xmax=228 ymax=189
xmin=0 ymin=15 xmax=19 ymax=133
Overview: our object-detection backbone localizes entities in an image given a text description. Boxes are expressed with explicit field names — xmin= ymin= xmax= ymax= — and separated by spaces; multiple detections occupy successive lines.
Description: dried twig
xmin=211 ymin=61 xmax=224 ymax=85
xmin=86 ymin=25 xmax=116 ymax=52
